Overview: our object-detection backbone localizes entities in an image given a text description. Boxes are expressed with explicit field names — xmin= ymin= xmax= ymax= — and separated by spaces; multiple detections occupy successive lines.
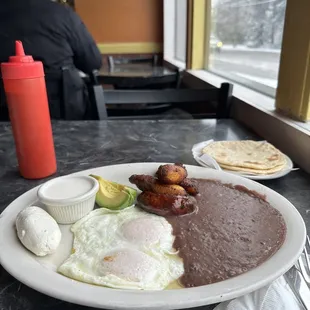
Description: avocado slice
xmin=125 ymin=186 xmax=137 ymax=206
xmin=90 ymin=174 xmax=137 ymax=210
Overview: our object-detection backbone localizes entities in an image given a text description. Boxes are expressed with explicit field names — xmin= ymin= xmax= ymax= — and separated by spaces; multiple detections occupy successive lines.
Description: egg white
xmin=58 ymin=207 xmax=184 ymax=290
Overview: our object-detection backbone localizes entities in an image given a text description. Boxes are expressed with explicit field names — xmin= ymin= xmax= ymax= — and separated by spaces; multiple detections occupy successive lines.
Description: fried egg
xmin=58 ymin=207 xmax=184 ymax=290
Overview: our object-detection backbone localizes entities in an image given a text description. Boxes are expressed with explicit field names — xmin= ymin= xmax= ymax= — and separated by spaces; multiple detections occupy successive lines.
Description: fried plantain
xmin=129 ymin=174 xmax=187 ymax=196
xmin=129 ymin=175 xmax=155 ymax=192
xmin=152 ymin=183 xmax=187 ymax=196
xmin=179 ymin=178 xmax=199 ymax=196
xmin=156 ymin=163 xmax=188 ymax=184
xmin=137 ymin=191 xmax=197 ymax=216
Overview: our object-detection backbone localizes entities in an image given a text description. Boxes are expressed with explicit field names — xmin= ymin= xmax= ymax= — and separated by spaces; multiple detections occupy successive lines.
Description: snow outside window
xmin=207 ymin=0 xmax=286 ymax=98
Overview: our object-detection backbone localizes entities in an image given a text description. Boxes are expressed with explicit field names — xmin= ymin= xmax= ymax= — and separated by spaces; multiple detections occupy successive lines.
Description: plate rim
xmin=0 ymin=162 xmax=306 ymax=310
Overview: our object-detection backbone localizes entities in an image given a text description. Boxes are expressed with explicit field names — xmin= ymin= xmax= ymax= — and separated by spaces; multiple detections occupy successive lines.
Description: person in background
xmin=0 ymin=0 xmax=102 ymax=120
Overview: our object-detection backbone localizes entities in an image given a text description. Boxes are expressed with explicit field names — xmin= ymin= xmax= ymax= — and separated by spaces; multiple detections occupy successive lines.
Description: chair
xmin=86 ymin=71 xmax=107 ymax=120
xmin=87 ymin=73 xmax=233 ymax=120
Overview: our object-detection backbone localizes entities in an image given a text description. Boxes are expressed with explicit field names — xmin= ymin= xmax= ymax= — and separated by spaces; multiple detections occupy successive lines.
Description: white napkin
xmin=192 ymin=140 xmax=222 ymax=170
xmin=191 ymin=140 xmax=214 ymax=160
xmin=214 ymin=276 xmax=303 ymax=310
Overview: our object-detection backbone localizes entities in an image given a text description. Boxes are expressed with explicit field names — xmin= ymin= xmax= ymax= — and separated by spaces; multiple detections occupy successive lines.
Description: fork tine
xmin=298 ymin=256 xmax=310 ymax=285
xmin=305 ymin=236 xmax=310 ymax=271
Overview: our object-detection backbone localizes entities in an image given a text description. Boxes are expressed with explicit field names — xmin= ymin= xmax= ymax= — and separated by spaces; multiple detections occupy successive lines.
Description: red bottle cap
xmin=1 ymin=41 xmax=44 ymax=80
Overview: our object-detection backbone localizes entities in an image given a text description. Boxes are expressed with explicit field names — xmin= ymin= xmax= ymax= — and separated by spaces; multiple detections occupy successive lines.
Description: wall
xmin=75 ymin=0 xmax=163 ymax=54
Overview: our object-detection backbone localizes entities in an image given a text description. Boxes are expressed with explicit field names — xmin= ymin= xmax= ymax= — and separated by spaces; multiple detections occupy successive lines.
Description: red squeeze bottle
xmin=1 ymin=40 xmax=57 ymax=179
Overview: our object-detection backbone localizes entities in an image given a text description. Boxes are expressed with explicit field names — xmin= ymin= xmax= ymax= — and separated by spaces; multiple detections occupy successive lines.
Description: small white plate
xmin=0 ymin=163 xmax=306 ymax=309
xmin=192 ymin=140 xmax=294 ymax=180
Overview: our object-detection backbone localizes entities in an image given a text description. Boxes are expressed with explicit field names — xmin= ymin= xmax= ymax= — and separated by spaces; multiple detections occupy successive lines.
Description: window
xmin=174 ymin=0 xmax=187 ymax=62
xmin=164 ymin=0 xmax=310 ymax=121
xmin=206 ymin=0 xmax=287 ymax=97
xmin=163 ymin=0 xmax=187 ymax=66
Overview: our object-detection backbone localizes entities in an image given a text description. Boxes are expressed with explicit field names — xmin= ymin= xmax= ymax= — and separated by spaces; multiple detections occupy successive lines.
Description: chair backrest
xmin=86 ymin=72 xmax=107 ymax=120
xmin=87 ymin=76 xmax=233 ymax=120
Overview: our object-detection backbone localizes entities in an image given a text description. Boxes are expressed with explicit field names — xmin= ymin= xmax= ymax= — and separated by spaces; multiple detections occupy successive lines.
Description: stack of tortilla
xmin=202 ymin=140 xmax=287 ymax=175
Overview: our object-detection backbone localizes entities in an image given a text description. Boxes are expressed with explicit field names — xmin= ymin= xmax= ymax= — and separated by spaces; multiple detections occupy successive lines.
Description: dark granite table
xmin=0 ymin=119 xmax=309 ymax=310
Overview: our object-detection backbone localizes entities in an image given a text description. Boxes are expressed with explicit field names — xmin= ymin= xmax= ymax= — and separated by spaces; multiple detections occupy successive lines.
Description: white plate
xmin=192 ymin=140 xmax=294 ymax=180
xmin=0 ymin=163 xmax=306 ymax=310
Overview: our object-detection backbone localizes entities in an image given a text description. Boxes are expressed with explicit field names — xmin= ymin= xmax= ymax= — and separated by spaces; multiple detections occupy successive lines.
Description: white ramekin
xmin=37 ymin=175 xmax=99 ymax=224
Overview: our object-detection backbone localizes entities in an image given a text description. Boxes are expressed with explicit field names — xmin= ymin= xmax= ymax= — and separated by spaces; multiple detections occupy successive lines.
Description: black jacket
xmin=0 ymin=0 xmax=102 ymax=120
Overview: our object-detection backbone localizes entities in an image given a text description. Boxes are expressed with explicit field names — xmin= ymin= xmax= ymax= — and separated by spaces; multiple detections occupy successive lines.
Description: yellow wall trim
xmin=97 ymin=42 xmax=163 ymax=54
xmin=186 ymin=0 xmax=206 ymax=70
xmin=191 ymin=0 xmax=206 ymax=69
xmin=275 ymin=0 xmax=310 ymax=121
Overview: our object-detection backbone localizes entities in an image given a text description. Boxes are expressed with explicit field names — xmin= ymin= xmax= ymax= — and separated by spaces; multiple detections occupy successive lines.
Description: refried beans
xmin=166 ymin=179 xmax=286 ymax=288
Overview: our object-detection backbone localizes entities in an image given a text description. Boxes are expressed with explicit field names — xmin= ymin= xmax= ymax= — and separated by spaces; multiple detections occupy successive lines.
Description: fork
xmin=297 ymin=235 xmax=310 ymax=288
xmin=284 ymin=265 xmax=310 ymax=310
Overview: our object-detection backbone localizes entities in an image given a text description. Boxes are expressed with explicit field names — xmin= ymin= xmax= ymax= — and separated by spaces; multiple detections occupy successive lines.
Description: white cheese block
xmin=16 ymin=206 xmax=61 ymax=256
